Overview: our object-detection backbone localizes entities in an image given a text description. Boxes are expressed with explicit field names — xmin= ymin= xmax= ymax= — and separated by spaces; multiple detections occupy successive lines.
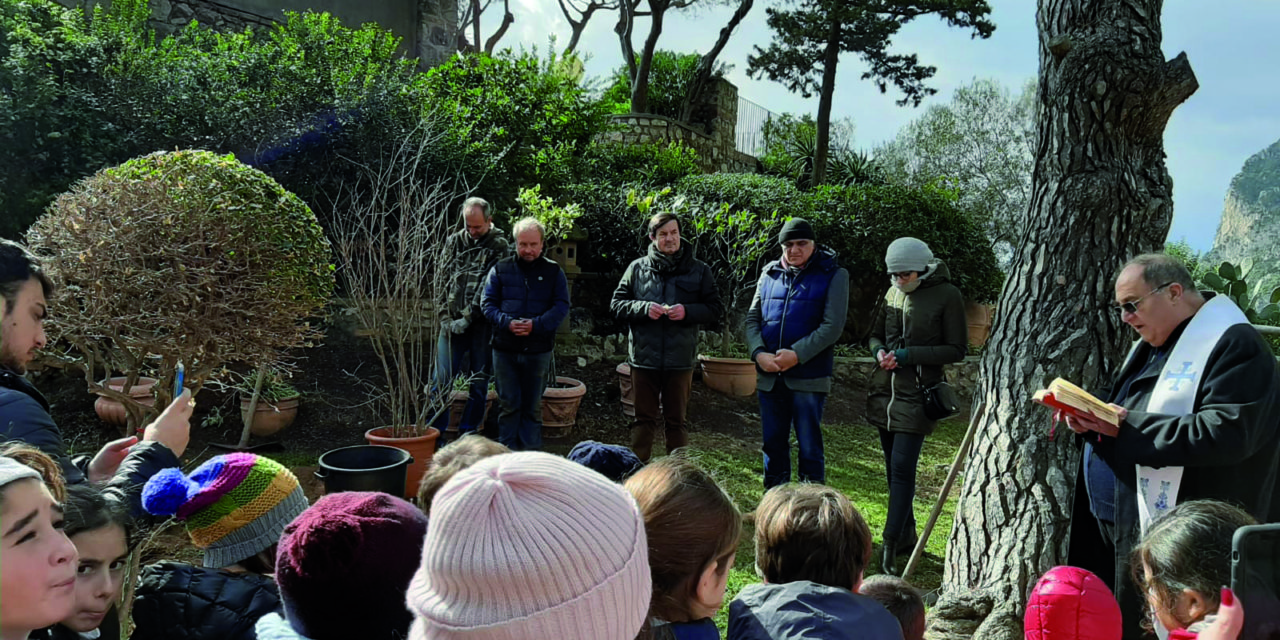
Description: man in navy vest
xmin=746 ymin=219 xmax=849 ymax=488
xmin=481 ymin=218 xmax=569 ymax=451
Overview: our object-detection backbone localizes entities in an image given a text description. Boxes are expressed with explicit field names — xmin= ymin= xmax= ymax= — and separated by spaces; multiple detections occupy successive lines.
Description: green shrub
xmin=674 ymin=173 xmax=801 ymax=217
xmin=27 ymin=150 xmax=334 ymax=430
xmin=602 ymin=50 xmax=727 ymax=122
xmin=805 ymin=183 xmax=1003 ymax=339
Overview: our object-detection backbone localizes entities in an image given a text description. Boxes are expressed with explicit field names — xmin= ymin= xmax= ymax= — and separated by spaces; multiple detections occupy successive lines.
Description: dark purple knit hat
xmin=275 ymin=491 xmax=428 ymax=640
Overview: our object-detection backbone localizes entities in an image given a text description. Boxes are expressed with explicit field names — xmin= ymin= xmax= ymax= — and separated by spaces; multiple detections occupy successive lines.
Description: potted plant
xmin=329 ymin=133 xmax=465 ymax=497
xmin=540 ymin=357 xmax=586 ymax=440
xmin=27 ymin=150 xmax=334 ymax=436
xmin=239 ymin=370 xmax=301 ymax=438
xmin=446 ymin=375 xmax=497 ymax=435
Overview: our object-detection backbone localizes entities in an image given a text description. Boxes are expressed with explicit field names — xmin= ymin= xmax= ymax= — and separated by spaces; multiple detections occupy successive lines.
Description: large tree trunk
xmin=927 ymin=2 xmax=1197 ymax=639
xmin=813 ymin=20 xmax=840 ymax=187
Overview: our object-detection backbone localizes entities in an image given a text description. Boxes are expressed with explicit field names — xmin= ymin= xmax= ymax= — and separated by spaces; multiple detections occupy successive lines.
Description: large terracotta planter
xmin=364 ymin=426 xmax=440 ymax=499
xmin=446 ymin=389 xmax=498 ymax=434
xmin=965 ymin=301 xmax=995 ymax=348
xmin=240 ymin=395 xmax=300 ymax=437
xmin=94 ymin=377 xmax=157 ymax=428
xmin=698 ymin=355 xmax=757 ymax=396
xmin=541 ymin=376 xmax=586 ymax=440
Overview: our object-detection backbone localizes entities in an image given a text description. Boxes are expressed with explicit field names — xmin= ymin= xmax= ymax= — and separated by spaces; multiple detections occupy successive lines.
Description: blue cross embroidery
xmin=1165 ymin=362 xmax=1197 ymax=392
xmin=1154 ymin=480 xmax=1171 ymax=512
xmin=1139 ymin=477 xmax=1150 ymax=499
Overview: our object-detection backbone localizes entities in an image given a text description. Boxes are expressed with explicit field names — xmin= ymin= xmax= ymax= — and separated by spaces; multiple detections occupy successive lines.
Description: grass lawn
xmin=675 ymin=416 xmax=970 ymax=630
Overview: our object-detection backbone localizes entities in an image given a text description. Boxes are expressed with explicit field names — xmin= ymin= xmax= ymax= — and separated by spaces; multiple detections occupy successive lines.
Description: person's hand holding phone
xmin=142 ymin=388 xmax=194 ymax=459
xmin=509 ymin=318 xmax=533 ymax=336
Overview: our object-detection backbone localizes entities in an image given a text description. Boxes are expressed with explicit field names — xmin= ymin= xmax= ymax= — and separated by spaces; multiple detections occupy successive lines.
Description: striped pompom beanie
xmin=142 ymin=453 xmax=309 ymax=568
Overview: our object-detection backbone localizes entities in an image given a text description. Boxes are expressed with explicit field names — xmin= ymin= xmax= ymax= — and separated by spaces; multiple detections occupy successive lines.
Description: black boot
xmin=880 ymin=538 xmax=899 ymax=576
xmin=895 ymin=529 xmax=918 ymax=556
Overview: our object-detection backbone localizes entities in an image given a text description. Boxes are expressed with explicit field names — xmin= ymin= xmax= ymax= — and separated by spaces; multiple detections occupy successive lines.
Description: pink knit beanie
xmin=406 ymin=451 xmax=651 ymax=640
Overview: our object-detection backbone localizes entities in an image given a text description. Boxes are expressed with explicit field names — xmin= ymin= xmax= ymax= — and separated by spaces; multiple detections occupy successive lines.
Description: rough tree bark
xmin=927 ymin=2 xmax=1197 ymax=639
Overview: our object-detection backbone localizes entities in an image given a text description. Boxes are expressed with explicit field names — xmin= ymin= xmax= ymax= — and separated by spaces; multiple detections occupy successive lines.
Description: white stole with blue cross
xmin=1122 ymin=294 xmax=1250 ymax=535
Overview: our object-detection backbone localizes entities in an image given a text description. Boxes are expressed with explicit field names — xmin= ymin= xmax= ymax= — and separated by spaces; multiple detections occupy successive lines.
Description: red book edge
xmin=1032 ymin=392 xmax=1120 ymax=437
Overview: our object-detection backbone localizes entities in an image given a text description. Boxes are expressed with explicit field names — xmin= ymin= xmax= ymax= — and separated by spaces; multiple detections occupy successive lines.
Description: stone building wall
xmin=51 ymin=0 xmax=456 ymax=69
xmin=602 ymin=78 xmax=759 ymax=174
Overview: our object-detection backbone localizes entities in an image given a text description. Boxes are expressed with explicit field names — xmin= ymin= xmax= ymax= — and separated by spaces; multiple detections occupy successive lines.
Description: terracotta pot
xmin=541 ymin=376 xmax=586 ymax=440
xmin=445 ymin=389 xmax=498 ymax=434
xmin=240 ymin=395 xmax=300 ymax=437
xmin=364 ymin=426 xmax=440 ymax=500
xmin=965 ymin=301 xmax=995 ymax=347
xmin=698 ymin=355 xmax=757 ymax=396
xmin=93 ymin=377 xmax=158 ymax=428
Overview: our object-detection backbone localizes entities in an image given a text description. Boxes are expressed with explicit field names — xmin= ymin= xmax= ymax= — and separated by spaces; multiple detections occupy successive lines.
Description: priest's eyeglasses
xmin=1114 ymin=282 xmax=1174 ymax=316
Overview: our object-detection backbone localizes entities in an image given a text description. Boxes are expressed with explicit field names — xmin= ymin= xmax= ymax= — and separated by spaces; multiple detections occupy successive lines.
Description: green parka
xmin=866 ymin=260 xmax=967 ymax=436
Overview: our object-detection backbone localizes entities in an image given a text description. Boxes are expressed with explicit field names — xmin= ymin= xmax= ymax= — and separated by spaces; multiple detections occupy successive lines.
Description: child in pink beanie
xmin=405 ymin=451 xmax=652 ymax=640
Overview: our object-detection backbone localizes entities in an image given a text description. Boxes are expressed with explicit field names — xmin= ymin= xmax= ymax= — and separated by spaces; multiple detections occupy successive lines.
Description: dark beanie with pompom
xmin=275 ymin=491 xmax=429 ymax=640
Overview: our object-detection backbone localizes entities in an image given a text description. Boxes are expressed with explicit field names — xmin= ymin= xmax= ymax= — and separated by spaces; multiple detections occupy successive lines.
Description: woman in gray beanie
xmin=866 ymin=237 xmax=967 ymax=576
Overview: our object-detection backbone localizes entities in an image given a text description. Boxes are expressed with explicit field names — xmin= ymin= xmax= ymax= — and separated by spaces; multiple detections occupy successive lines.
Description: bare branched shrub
xmin=330 ymin=124 xmax=472 ymax=436
xmin=26 ymin=150 xmax=334 ymax=433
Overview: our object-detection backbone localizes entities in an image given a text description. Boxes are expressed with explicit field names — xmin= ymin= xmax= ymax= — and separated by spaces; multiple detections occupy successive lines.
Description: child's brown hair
xmin=417 ymin=435 xmax=510 ymax=516
xmin=753 ymin=483 xmax=870 ymax=591
xmin=860 ymin=575 xmax=925 ymax=640
xmin=625 ymin=455 xmax=742 ymax=623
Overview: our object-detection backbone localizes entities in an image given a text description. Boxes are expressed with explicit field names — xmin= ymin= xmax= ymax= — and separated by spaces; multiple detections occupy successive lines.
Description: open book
xmin=1032 ymin=378 xmax=1120 ymax=436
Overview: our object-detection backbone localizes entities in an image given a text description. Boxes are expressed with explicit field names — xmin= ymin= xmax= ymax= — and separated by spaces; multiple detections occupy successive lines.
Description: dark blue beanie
xmin=567 ymin=441 xmax=644 ymax=482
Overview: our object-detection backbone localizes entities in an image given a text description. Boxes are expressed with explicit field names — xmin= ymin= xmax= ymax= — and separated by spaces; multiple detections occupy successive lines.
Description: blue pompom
xmin=142 ymin=468 xmax=194 ymax=517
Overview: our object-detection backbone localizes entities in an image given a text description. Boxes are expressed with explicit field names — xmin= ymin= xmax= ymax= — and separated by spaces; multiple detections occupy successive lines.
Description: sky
xmin=507 ymin=0 xmax=1280 ymax=253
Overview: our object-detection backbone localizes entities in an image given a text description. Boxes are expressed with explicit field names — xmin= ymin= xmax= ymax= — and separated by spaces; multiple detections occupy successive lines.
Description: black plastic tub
xmin=316 ymin=445 xmax=412 ymax=496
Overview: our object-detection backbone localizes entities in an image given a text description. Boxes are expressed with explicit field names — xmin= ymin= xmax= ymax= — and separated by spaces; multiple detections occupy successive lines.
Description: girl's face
xmin=691 ymin=552 xmax=737 ymax=620
xmin=0 ymin=479 xmax=78 ymax=636
xmin=63 ymin=524 xmax=130 ymax=632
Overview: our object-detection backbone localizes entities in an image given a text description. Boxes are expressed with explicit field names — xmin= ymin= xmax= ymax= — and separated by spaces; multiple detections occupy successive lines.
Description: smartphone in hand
xmin=174 ymin=362 xmax=185 ymax=398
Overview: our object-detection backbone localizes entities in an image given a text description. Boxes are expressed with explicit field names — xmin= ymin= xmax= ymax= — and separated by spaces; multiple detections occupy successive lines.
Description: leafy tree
xmin=877 ymin=78 xmax=1035 ymax=257
xmin=747 ymin=0 xmax=995 ymax=187
xmin=615 ymin=0 xmax=753 ymax=118
xmin=602 ymin=50 xmax=727 ymax=121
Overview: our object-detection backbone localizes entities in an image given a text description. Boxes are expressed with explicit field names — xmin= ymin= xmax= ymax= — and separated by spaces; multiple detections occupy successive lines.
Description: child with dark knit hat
xmin=569 ymin=439 xmax=644 ymax=482
xmin=255 ymin=491 xmax=429 ymax=640
xmin=130 ymin=453 xmax=310 ymax=640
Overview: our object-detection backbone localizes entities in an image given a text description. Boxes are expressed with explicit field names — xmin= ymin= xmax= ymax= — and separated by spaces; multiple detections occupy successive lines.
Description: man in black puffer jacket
xmin=0 ymin=239 xmax=191 ymax=516
xmin=481 ymin=218 xmax=570 ymax=451
xmin=611 ymin=213 xmax=721 ymax=461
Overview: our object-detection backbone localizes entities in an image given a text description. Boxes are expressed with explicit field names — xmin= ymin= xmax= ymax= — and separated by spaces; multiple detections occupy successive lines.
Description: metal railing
xmin=735 ymin=95 xmax=777 ymax=157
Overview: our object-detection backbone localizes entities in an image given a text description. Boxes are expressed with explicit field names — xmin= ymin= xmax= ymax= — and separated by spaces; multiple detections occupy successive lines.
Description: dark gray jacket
xmin=866 ymin=260 xmax=967 ymax=436
xmin=611 ymin=244 xmax=721 ymax=370
xmin=727 ymin=581 xmax=903 ymax=640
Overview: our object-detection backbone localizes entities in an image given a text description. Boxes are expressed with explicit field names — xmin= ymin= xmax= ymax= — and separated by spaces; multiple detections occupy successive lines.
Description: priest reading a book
xmin=1059 ymin=253 xmax=1280 ymax=639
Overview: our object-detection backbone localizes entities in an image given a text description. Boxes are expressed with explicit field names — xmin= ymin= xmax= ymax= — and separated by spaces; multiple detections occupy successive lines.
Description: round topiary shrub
xmin=26 ymin=149 xmax=334 ymax=431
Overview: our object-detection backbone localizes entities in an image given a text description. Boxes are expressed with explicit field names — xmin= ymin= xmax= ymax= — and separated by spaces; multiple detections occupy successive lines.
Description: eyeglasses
xmin=888 ymin=271 xmax=917 ymax=280
xmin=1115 ymin=282 xmax=1174 ymax=315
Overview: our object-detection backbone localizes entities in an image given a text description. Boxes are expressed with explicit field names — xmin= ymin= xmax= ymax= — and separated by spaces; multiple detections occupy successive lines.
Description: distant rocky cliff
xmin=1209 ymin=139 xmax=1280 ymax=303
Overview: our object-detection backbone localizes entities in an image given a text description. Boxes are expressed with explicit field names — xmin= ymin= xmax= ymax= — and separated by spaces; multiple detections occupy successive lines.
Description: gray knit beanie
xmin=885 ymin=237 xmax=933 ymax=273
xmin=0 ymin=457 xmax=40 ymax=492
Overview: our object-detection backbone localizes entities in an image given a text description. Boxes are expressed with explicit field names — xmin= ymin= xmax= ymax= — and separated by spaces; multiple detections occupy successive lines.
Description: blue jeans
xmin=432 ymin=324 xmax=492 ymax=433
xmin=759 ymin=386 xmax=827 ymax=488
xmin=491 ymin=349 xmax=552 ymax=451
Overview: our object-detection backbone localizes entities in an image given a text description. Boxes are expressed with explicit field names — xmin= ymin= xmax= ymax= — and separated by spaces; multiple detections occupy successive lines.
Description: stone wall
xmin=53 ymin=0 xmax=456 ymax=69
xmin=602 ymin=78 xmax=758 ymax=174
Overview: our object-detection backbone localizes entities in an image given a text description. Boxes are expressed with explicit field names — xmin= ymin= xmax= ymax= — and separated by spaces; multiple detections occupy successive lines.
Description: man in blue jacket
xmin=0 ymin=239 xmax=192 ymax=515
xmin=481 ymin=218 xmax=570 ymax=451
xmin=746 ymin=219 xmax=849 ymax=488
